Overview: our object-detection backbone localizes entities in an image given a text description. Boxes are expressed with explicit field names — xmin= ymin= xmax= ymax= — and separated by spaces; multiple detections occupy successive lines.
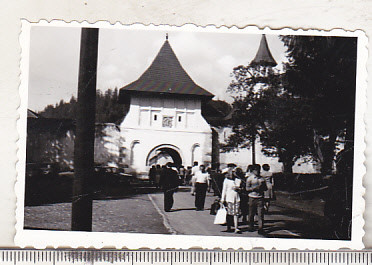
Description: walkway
xmin=24 ymin=187 xmax=332 ymax=239
xmin=148 ymin=188 xmax=331 ymax=238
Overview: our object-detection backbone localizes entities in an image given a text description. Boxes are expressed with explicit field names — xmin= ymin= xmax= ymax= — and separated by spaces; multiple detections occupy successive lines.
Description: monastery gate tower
xmin=118 ymin=35 xmax=214 ymax=175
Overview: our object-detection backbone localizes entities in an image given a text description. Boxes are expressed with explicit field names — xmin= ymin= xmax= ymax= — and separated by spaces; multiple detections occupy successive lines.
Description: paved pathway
xmin=149 ymin=189 xmax=258 ymax=237
xmin=24 ymin=194 xmax=169 ymax=234
xmin=148 ymin=188 xmax=331 ymax=239
xmin=24 ymin=186 xmax=332 ymax=239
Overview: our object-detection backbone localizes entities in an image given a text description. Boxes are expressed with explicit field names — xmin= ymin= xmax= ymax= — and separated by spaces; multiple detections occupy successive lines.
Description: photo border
xmin=15 ymin=20 xmax=367 ymax=249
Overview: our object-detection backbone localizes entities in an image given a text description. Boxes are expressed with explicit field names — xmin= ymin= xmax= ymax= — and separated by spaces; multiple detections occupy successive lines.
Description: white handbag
xmin=213 ymin=205 xmax=227 ymax=225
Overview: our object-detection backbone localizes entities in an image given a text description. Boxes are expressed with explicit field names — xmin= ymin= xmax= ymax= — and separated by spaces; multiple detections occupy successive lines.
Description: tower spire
xmin=166 ymin=33 xmax=168 ymax=40
xmin=119 ymin=36 xmax=214 ymax=100
xmin=250 ymin=34 xmax=277 ymax=67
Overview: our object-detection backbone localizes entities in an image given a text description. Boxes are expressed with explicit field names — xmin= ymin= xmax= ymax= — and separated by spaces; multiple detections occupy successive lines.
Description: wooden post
xmin=72 ymin=28 xmax=99 ymax=231
xmin=252 ymin=135 xmax=256 ymax=165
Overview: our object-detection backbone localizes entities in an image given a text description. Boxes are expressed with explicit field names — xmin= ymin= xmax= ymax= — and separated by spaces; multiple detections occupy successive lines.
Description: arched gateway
xmin=118 ymin=36 xmax=214 ymax=175
xmin=146 ymin=144 xmax=183 ymax=167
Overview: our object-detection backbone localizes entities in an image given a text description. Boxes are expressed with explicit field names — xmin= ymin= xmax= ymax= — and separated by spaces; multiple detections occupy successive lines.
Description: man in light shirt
xmin=190 ymin=161 xmax=200 ymax=196
xmin=194 ymin=165 xmax=210 ymax=211
xmin=246 ymin=164 xmax=267 ymax=234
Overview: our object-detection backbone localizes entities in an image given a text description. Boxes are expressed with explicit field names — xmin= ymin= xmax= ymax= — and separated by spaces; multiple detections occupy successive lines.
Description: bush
xmin=274 ymin=173 xmax=325 ymax=192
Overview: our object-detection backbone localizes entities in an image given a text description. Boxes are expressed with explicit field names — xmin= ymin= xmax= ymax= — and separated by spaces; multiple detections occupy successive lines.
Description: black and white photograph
xmin=16 ymin=22 xmax=365 ymax=248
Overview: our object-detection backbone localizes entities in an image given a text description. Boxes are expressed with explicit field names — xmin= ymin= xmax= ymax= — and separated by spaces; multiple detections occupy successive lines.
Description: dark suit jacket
xmin=160 ymin=167 xmax=179 ymax=190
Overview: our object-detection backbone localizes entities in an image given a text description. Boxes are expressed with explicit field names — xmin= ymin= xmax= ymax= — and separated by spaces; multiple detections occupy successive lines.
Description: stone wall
xmin=26 ymin=118 xmax=123 ymax=171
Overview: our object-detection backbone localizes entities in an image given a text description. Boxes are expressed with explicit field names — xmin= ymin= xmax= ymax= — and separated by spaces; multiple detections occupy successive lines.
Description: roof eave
xmin=118 ymin=89 xmax=213 ymax=104
xmin=249 ymin=60 xmax=277 ymax=67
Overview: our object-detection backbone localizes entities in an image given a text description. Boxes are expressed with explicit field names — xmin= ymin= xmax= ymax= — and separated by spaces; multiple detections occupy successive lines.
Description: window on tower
xmin=154 ymin=114 xmax=157 ymax=121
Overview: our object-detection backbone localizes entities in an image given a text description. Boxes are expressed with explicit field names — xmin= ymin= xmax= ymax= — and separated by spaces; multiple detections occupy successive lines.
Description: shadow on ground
xmin=25 ymin=175 xmax=178 ymax=206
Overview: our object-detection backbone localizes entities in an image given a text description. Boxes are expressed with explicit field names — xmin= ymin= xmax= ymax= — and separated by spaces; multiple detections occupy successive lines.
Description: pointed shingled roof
xmin=119 ymin=38 xmax=214 ymax=99
xmin=250 ymin=34 xmax=277 ymax=67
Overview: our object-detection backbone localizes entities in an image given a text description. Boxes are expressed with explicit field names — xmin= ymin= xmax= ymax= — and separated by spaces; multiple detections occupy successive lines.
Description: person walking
xmin=261 ymin=164 xmax=274 ymax=212
xmin=246 ymin=164 xmax=253 ymax=176
xmin=220 ymin=167 xmax=241 ymax=233
xmin=155 ymin=165 xmax=162 ymax=188
xmin=159 ymin=162 xmax=180 ymax=212
xmin=148 ymin=165 xmax=157 ymax=186
xmin=210 ymin=168 xmax=220 ymax=197
xmin=178 ymin=165 xmax=186 ymax=185
xmin=190 ymin=161 xmax=200 ymax=196
xmin=194 ymin=165 xmax=210 ymax=211
xmin=246 ymin=164 xmax=267 ymax=234
xmin=215 ymin=169 xmax=225 ymax=197
xmin=185 ymin=166 xmax=192 ymax=186
xmin=243 ymin=165 xmax=254 ymax=221
xmin=235 ymin=167 xmax=249 ymax=224
xmin=206 ymin=166 xmax=212 ymax=193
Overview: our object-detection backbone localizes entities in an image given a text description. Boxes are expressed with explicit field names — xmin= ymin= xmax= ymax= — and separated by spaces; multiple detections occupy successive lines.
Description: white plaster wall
xmin=121 ymin=128 xmax=211 ymax=173
xmin=218 ymin=127 xmax=320 ymax=173
xmin=220 ymin=148 xmax=281 ymax=172
xmin=121 ymin=95 xmax=211 ymax=132
xmin=120 ymin=95 xmax=212 ymax=173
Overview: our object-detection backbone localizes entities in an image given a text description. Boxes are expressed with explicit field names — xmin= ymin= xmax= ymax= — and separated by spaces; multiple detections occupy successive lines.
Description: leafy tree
xmin=258 ymin=92 xmax=314 ymax=173
xmin=281 ymin=36 xmax=357 ymax=174
xmin=225 ymin=36 xmax=357 ymax=175
xmin=223 ymin=64 xmax=278 ymax=164
xmin=224 ymin=63 xmax=315 ymax=173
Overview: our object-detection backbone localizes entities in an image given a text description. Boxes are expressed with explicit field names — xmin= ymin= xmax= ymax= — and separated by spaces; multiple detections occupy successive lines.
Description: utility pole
xmin=72 ymin=28 xmax=99 ymax=231
xmin=251 ymin=134 xmax=256 ymax=165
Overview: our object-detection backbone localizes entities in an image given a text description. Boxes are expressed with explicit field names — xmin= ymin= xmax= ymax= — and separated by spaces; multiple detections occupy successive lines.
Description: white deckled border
xmin=15 ymin=20 xmax=367 ymax=249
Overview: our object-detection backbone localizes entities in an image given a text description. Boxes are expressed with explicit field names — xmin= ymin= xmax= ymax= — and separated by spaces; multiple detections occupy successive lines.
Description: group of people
xmin=148 ymin=163 xmax=195 ymax=189
xmin=190 ymin=162 xmax=274 ymax=234
xmin=148 ymin=164 xmax=167 ymax=189
xmin=218 ymin=163 xmax=274 ymax=234
xmin=150 ymin=161 xmax=212 ymax=212
xmin=150 ymin=161 xmax=274 ymax=234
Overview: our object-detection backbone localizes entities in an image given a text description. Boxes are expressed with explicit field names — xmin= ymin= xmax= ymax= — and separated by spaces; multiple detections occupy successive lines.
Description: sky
xmin=27 ymin=26 xmax=287 ymax=112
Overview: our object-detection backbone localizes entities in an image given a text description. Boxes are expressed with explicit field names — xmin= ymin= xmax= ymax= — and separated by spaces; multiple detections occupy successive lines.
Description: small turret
xmin=250 ymin=34 xmax=277 ymax=67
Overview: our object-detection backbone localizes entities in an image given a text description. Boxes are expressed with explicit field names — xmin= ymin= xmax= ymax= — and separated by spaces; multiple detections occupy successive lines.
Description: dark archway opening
xmin=147 ymin=147 xmax=182 ymax=167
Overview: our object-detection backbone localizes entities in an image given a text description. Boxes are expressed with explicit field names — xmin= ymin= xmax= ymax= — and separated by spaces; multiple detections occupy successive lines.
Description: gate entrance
xmin=146 ymin=144 xmax=183 ymax=167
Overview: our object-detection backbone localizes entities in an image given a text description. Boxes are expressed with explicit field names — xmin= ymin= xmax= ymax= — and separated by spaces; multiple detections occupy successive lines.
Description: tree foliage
xmin=258 ymin=94 xmax=315 ymax=173
xmin=223 ymin=65 xmax=283 ymax=164
xmin=281 ymin=35 xmax=357 ymax=174
xmin=224 ymin=35 xmax=357 ymax=174
xmin=40 ymin=88 xmax=128 ymax=124
xmin=224 ymin=64 xmax=314 ymax=173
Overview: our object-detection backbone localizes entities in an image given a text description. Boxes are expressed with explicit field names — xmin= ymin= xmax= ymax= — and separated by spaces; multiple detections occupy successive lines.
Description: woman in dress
xmin=261 ymin=164 xmax=274 ymax=212
xmin=220 ymin=167 xmax=241 ymax=233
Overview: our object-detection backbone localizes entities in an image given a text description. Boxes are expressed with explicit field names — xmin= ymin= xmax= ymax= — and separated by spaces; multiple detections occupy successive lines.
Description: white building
xmin=217 ymin=126 xmax=320 ymax=173
xmin=117 ymin=35 xmax=320 ymax=176
xmin=118 ymin=36 xmax=214 ymax=175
